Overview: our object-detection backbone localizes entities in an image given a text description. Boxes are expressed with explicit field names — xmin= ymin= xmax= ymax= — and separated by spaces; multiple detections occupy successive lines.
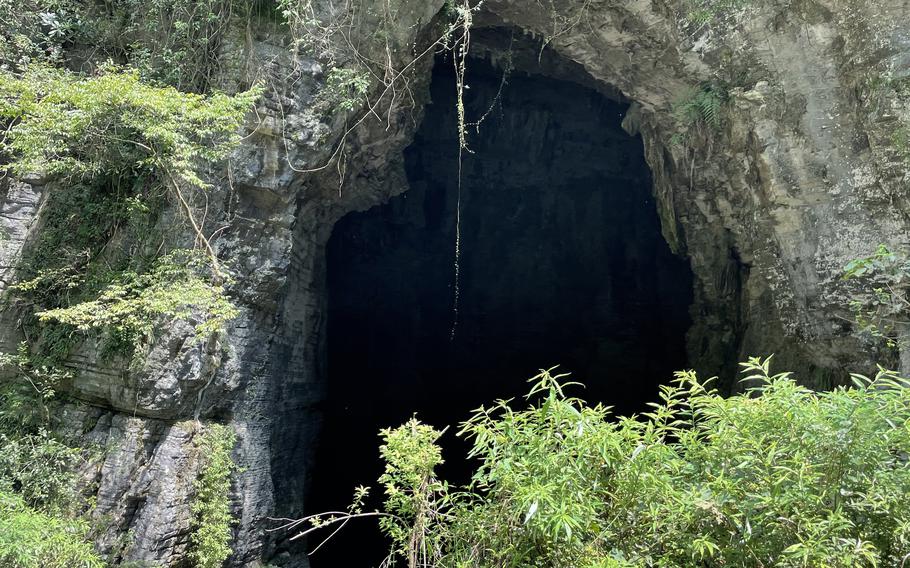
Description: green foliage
xmin=0 ymin=65 xmax=260 ymax=189
xmin=277 ymin=0 xmax=333 ymax=57
xmin=190 ymin=423 xmax=237 ymax=568
xmin=843 ymin=244 xmax=910 ymax=348
xmin=674 ymin=82 xmax=729 ymax=130
xmin=685 ymin=0 xmax=750 ymax=25
xmin=0 ymin=0 xmax=252 ymax=93
xmin=318 ymin=67 xmax=371 ymax=114
xmin=276 ymin=0 xmax=397 ymax=64
xmin=0 ymin=429 xmax=84 ymax=514
xmin=0 ymin=65 xmax=258 ymax=358
xmin=0 ymin=11 xmax=256 ymax=565
xmin=36 ymin=249 xmax=239 ymax=348
xmin=110 ymin=0 xmax=238 ymax=93
xmin=7 ymin=177 xmax=164 ymax=362
xmin=325 ymin=358 xmax=910 ymax=567
xmin=0 ymin=347 xmax=96 ymax=566
xmin=0 ymin=0 xmax=84 ymax=71
xmin=843 ymin=244 xmax=901 ymax=279
xmin=0 ymin=343 xmax=70 ymax=432
xmin=0 ymin=489 xmax=103 ymax=568
xmin=14 ymin=177 xmax=159 ymax=284
xmin=0 ymin=344 xmax=85 ymax=516
xmin=377 ymin=419 xmax=449 ymax=565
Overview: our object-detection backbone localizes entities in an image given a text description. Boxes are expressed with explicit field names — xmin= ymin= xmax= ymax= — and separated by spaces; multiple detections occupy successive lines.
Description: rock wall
xmin=2 ymin=0 xmax=910 ymax=565
xmin=473 ymin=0 xmax=910 ymax=387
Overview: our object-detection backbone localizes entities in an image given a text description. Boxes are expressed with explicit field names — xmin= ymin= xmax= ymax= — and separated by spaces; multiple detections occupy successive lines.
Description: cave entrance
xmin=308 ymin=56 xmax=694 ymax=565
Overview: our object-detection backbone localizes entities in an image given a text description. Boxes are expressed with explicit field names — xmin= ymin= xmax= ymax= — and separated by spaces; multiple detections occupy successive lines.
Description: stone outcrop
xmin=2 ymin=0 xmax=910 ymax=565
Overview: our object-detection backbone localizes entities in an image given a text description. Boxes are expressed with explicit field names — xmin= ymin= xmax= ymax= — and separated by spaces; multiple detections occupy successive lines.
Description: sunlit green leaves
xmin=35 ymin=249 xmax=239 ymax=344
xmin=190 ymin=423 xmax=237 ymax=568
xmin=0 ymin=66 xmax=258 ymax=357
xmin=0 ymin=490 xmax=103 ymax=568
xmin=377 ymin=418 xmax=449 ymax=564
xmin=362 ymin=359 xmax=910 ymax=567
xmin=0 ymin=65 xmax=260 ymax=188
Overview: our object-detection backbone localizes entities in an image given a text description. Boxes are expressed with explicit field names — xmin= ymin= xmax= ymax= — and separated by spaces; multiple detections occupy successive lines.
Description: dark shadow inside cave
xmin=306 ymin=56 xmax=694 ymax=566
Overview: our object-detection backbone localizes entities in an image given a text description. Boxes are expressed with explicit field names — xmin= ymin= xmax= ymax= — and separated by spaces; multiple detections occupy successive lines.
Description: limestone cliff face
xmin=1 ymin=0 xmax=909 ymax=565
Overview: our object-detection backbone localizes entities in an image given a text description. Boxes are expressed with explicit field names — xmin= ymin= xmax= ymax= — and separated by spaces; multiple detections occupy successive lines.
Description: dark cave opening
xmin=307 ymin=56 xmax=694 ymax=566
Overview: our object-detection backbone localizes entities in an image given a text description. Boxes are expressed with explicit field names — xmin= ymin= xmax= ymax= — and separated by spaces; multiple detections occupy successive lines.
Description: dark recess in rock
xmin=304 ymin=56 xmax=694 ymax=566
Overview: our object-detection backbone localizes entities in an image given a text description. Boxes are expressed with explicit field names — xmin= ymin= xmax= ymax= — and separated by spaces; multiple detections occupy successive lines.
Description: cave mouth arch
xmin=307 ymin=55 xmax=694 ymax=565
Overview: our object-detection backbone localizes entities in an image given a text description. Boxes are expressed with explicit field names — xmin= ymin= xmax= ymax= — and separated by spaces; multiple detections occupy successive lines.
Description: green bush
xmin=0 ymin=348 xmax=97 ymax=567
xmin=190 ymin=423 xmax=237 ymax=568
xmin=0 ymin=0 xmax=84 ymax=72
xmin=36 ymin=249 xmax=239 ymax=346
xmin=317 ymin=67 xmax=371 ymax=114
xmin=0 ymin=489 xmax=103 ymax=568
xmin=0 ymin=65 xmax=259 ymax=189
xmin=0 ymin=429 xmax=83 ymax=514
xmin=0 ymin=64 xmax=259 ymax=359
xmin=313 ymin=357 xmax=910 ymax=567
xmin=0 ymin=344 xmax=70 ymax=432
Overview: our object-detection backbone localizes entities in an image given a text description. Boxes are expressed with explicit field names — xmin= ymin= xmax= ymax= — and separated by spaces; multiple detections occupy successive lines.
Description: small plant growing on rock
xmin=843 ymin=244 xmax=910 ymax=350
xmin=190 ymin=423 xmax=238 ymax=568
xmin=674 ymin=82 xmax=729 ymax=130
xmin=317 ymin=67 xmax=372 ymax=114
xmin=684 ymin=0 xmax=751 ymax=26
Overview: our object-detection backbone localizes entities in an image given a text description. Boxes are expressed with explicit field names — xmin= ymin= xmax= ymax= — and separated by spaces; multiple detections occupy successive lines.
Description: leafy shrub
xmin=0 ymin=344 xmax=86 ymax=516
xmin=843 ymin=244 xmax=910 ymax=348
xmin=305 ymin=358 xmax=910 ymax=567
xmin=7 ymin=177 xmax=163 ymax=362
xmin=0 ymin=64 xmax=259 ymax=358
xmin=0 ymin=65 xmax=259 ymax=189
xmin=0 ymin=344 xmax=70 ymax=432
xmin=0 ymin=489 xmax=103 ymax=568
xmin=318 ymin=67 xmax=371 ymax=114
xmin=0 ymin=0 xmax=84 ymax=71
xmin=109 ymin=0 xmax=239 ymax=93
xmin=0 ymin=348 xmax=95 ymax=565
xmin=190 ymin=423 xmax=237 ymax=568
xmin=35 ymin=249 xmax=239 ymax=347
xmin=376 ymin=419 xmax=449 ymax=566
xmin=0 ymin=429 xmax=83 ymax=514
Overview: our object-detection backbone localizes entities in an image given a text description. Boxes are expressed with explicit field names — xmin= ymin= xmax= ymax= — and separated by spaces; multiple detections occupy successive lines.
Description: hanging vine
xmin=449 ymin=0 xmax=476 ymax=340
